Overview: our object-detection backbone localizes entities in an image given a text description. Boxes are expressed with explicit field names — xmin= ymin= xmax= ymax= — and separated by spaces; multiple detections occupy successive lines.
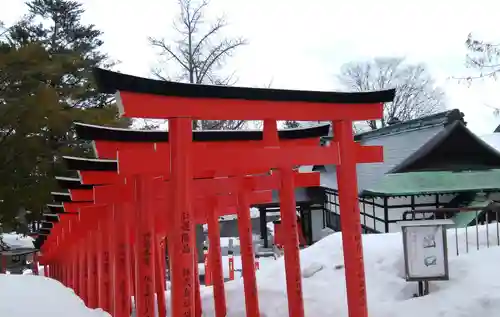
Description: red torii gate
xmin=68 ymin=123 xmax=327 ymax=317
xmin=48 ymin=172 xmax=280 ymax=317
xmin=40 ymin=120 xmax=327 ymax=317
xmin=42 ymin=169 xmax=319 ymax=317
xmin=90 ymin=67 xmax=395 ymax=317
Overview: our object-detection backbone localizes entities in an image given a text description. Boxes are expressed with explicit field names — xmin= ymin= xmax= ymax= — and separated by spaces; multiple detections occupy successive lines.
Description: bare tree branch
xmin=198 ymin=38 xmax=247 ymax=83
xmin=148 ymin=0 xmax=248 ymax=131
xmin=462 ymin=33 xmax=500 ymax=81
xmin=148 ymin=37 xmax=190 ymax=71
xmin=336 ymin=57 xmax=446 ymax=130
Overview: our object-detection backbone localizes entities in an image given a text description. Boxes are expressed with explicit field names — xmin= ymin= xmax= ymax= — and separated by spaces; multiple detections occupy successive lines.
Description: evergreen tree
xmin=0 ymin=1 xmax=128 ymax=231
xmin=9 ymin=0 xmax=114 ymax=108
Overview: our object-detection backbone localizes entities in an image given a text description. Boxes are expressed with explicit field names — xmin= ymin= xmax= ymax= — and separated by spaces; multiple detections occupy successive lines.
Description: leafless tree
xmin=148 ymin=0 xmax=248 ymax=130
xmin=464 ymin=33 xmax=500 ymax=81
xmin=336 ymin=57 xmax=446 ymax=130
xmin=456 ymin=33 xmax=500 ymax=115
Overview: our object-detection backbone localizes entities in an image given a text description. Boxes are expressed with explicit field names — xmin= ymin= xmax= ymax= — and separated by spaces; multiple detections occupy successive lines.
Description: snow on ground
xmin=1 ymin=233 xmax=34 ymax=249
xmin=4 ymin=224 xmax=500 ymax=317
xmin=193 ymin=223 xmax=500 ymax=317
xmin=0 ymin=274 xmax=109 ymax=317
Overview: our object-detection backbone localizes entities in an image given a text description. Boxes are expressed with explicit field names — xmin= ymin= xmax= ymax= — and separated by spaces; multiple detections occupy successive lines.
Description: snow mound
xmin=197 ymin=224 xmax=500 ymax=317
xmin=0 ymin=275 xmax=110 ymax=317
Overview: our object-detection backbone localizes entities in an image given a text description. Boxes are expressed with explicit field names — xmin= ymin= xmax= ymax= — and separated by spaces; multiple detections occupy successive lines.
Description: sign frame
xmin=400 ymin=219 xmax=454 ymax=282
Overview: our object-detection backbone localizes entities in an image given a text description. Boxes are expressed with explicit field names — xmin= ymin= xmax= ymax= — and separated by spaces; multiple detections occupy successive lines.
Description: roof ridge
xmin=353 ymin=109 xmax=464 ymax=141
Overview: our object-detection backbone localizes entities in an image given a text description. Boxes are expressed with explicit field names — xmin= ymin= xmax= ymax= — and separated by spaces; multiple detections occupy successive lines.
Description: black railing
xmin=401 ymin=207 xmax=500 ymax=256
xmin=322 ymin=187 xmax=383 ymax=234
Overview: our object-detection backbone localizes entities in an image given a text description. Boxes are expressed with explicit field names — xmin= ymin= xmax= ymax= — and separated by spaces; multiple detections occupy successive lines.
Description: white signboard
xmin=400 ymin=220 xmax=452 ymax=281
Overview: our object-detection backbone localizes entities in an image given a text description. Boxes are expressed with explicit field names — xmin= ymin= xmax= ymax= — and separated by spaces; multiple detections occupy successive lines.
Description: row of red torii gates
xmin=34 ymin=68 xmax=395 ymax=317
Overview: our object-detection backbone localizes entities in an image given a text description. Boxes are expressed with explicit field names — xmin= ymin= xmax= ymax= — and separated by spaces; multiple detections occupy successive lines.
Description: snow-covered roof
xmin=1 ymin=233 xmax=35 ymax=250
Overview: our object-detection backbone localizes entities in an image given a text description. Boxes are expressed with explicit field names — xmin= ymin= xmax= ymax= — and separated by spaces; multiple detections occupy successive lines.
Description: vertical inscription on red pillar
xmin=169 ymin=117 xmax=194 ymax=317
xmin=142 ymin=231 xmax=154 ymax=317
xmin=181 ymin=213 xmax=192 ymax=316
xmin=353 ymin=215 xmax=366 ymax=302
xmin=103 ymin=250 xmax=110 ymax=311
xmin=117 ymin=242 xmax=128 ymax=313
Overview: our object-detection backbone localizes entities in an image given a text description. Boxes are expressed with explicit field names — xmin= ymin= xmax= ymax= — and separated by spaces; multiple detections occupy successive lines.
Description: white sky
xmin=2 ymin=0 xmax=500 ymax=135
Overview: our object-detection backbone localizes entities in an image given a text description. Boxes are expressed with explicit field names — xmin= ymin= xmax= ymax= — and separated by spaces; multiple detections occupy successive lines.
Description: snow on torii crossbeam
xmin=90 ymin=67 xmax=395 ymax=317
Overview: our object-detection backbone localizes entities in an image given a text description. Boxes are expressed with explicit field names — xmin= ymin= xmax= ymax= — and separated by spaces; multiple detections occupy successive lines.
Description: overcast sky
xmin=3 ymin=0 xmax=500 ymax=135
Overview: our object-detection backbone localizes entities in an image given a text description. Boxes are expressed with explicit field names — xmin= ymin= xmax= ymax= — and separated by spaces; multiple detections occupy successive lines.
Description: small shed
xmin=0 ymin=233 xmax=37 ymax=274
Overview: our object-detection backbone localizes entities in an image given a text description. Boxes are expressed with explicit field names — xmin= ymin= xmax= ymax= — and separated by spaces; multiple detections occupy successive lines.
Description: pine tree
xmin=9 ymin=0 xmax=113 ymax=108
xmin=0 ymin=1 xmax=128 ymax=231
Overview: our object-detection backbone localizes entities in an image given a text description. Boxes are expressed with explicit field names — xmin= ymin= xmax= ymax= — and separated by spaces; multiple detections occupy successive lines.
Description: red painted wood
xmin=236 ymin=186 xmax=260 ymax=317
xmin=96 ymin=223 xmax=110 ymax=311
xmin=133 ymin=176 xmax=156 ymax=317
xmin=118 ymin=91 xmax=384 ymax=121
xmin=69 ymin=189 xmax=94 ymax=202
xmin=95 ymin=138 xmax=321 ymax=160
xmin=63 ymin=201 xmax=95 ymax=213
xmin=207 ymin=202 xmax=226 ymax=317
xmin=117 ymin=145 xmax=340 ymax=176
xmin=114 ymin=203 xmax=132 ymax=317
xmin=203 ymin=249 xmax=211 ymax=286
xmin=280 ymin=168 xmax=304 ymax=317
xmin=32 ymin=253 xmax=39 ymax=275
xmin=93 ymin=172 xmax=319 ymax=201
xmin=169 ymin=118 xmax=195 ymax=317
xmin=42 ymin=86 xmax=386 ymax=317
xmin=106 ymin=206 xmax=116 ymax=316
xmin=154 ymin=239 xmax=167 ymax=317
xmin=87 ymin=231 xmax=98 ymax=308
xmin=79 ymin=170 xmax=121 ymax=185
xmin=79 ymin=243 xmax=88 ymax=305
xmin=228 ymin=256 xmax=234 ymax=281
xmin=334 ymin=121 xmax=368 ymax=317
xmin=72 ymin=249 xmax=78 ymax=296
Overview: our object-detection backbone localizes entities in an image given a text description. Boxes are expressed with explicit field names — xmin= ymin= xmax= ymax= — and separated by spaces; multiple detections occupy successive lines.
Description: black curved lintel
xmin=41 ymin=221 xmax=54 ymax=229
xmin=63 ymin=156 xmax=117 ymax=172
xmin=46 ymin=204 xmax=65 ymax=214
xmin=55 ymin=176 xmax=94 ymax=190
xmin=74 ymin=121 xmax=330 ymax=142
xmin=42 ymin=213 xmax=59 ymax=222
xmin=33 ymin=237 xmax=45 ymax=249
xmin=93 ymin=68 xmax=396 ymax=104
xmin=51 ymin=192 xmax=72 ymax=203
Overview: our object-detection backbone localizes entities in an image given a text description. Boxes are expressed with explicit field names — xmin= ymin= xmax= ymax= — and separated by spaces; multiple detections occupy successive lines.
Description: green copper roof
xmin=362 ymin=169 xmax=500 ymax=196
